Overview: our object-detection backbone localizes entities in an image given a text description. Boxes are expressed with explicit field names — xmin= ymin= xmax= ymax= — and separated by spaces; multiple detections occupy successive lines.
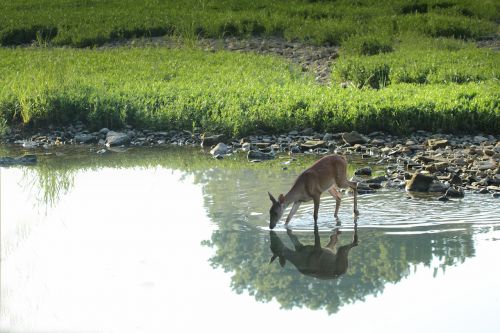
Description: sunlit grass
xmin=1 ymin=47 xmax=498 ymax=136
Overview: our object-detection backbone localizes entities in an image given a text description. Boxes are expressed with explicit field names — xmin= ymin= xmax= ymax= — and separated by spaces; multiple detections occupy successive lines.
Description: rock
xmin=22 ymin=141 xmax=38 ymax=149
xmin=492 ymin=192 xmax=500 ymax=198
xmin=354 ymin=167 xmax=372 ymax=176
xmin=356 ymin=182 xmax=376 ymax=194
xmin=290 ymin=145 xmax=301 ymax=154
xmin=241 ymin=142 xmax=251 ymax=151
xmin=476 ymin=160 xmax=497 ymax=171
xmin=247 ymin=150 xmax=275 ymax=160
xmin=426 ymin=139 xmax=448 ymax=150
xmin=301 ymin=128 xmax=314 ymax=135
xmin=322 ymin=133 xmax=334 ymax=141
xmin=0 ymin=154 xmax=37 ymax=166
xmin=428 ymin=181 xmax=449 ymax=193
xmin=366 ymin=176 xmax=387 ymax=184
xmin=473 ymin=135 xmax=488 ymax=144
xmin=105 ymin=131 xmax=130 ymax=147
xmin=74 ymin=133 xmax=95 ymax=144
xmin=445 ymin=187 xmax=465 ymax=198
xmin=370 ymin=138 xmax=385 ymax=146
xmin=405 ymin=173 xmax=435 ymax=192
xmin=301 ymin=140 xmax=326 ymax=150
xmin=210 ymin=143 xmax=228 ymax=156
xmin=99 ymin=128 xmax=110 ymax=135
xmin=437 ymin=195 xmax=449 ymax=202
xmin=342 ymin=131 xmax=368 ymax=145
xmin=201 ymin=134 xmax=224 ymax=147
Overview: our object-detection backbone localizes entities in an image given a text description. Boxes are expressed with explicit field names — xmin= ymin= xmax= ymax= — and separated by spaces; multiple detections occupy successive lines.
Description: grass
xmin=0 ymin=0 xmax=499 ymax=136
xmin=0 ymin=47 xmax=498 ymax=136
xmin=0 ymin=0 xmax=497 ymax=48
xmin=334 ymin=37 xmax=500 ymax=88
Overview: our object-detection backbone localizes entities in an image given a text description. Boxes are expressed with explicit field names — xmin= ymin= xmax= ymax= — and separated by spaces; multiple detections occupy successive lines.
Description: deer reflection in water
xmin=269 ymin=222 xmax=358 ymax=279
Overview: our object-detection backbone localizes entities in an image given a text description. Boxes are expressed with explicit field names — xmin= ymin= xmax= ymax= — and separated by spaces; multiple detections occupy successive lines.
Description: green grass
xmin=334 ymin=37 xmax=500 ymax=88
xmin=0 ymin=0 xmax=499 ymax=136
xmin=1 ymin=47 xmax=498 ymax=136
xmin=0 ymin=0 xmax=497 ymax=47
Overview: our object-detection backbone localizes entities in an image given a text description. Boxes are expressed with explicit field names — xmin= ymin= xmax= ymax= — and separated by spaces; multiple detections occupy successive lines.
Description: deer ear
xmin=278 ymin=194 xmax=285 ymax=204
xmin=268 ymin=192 xmax=277 ymax=203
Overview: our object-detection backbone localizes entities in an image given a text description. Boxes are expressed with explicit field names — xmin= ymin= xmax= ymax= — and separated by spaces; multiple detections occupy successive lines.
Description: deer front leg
xmin=313 ymin=195 xmax=320 ymax=225
xmin=328 ymin=186 xmax=342 ymax=218
xmin=285 ymin=201 xmax=301 ymax=226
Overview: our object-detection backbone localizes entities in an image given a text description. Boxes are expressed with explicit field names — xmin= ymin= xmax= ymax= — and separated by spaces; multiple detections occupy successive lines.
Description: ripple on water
xmin=264 ymin=190 xmax=500 ymax=234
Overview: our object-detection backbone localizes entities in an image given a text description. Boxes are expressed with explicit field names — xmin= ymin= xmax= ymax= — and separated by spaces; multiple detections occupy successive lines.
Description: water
xmin=1 ymin=146 xmax=500 ymax=333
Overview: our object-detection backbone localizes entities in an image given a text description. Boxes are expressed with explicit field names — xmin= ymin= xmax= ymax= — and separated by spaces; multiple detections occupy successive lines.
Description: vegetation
xmin=0 ymin=0 xmax=499 ymax=135
xmin=334 ymin=37 xmax=500 ymax=88
xmin=0 ymin=47 xmax=498 ymax=136
xmin=0 ymin=0 xmax=497 ymax=48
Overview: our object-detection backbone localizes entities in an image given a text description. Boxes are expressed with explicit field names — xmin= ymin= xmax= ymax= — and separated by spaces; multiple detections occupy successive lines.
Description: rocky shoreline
xmin=1 ymin=124 xmax=499 ymax=199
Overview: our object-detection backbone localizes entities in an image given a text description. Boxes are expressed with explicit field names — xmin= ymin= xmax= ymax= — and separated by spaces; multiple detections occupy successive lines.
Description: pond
xmin=1 ymin=146 xmax=500 ymax=333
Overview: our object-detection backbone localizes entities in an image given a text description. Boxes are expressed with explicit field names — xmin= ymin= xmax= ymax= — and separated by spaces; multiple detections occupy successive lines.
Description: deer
xmin=268 ymin=154 xmax=359 ymax=230
xmin=269 ymin=222 xmax=358 ymax=279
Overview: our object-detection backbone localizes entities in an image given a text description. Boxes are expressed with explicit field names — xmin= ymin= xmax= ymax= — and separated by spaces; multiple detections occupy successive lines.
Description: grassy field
xmin=1 ymin=47 xmax=498 ymax=136
xmin=0 ymin=0 xmax=498 ymax=48
xmin=0 ymin=0 xmax=499 ymax=136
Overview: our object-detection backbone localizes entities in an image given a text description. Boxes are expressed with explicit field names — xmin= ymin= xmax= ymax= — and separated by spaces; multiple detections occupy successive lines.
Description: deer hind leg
xmin=285 ymin=201 xmax=301 ymax=226
xmin=348 ymin=181 xmax=359 ymax=216
xmin=328 ymin=186 xmax=342 ymax=218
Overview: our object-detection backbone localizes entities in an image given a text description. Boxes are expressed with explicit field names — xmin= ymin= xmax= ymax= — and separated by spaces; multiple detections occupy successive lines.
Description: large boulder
xmin=210 ymin=143 xmax=229 ymax=156
xmin=74 ymin=133 xmax=96 ymax=144
xmin=405 ymin=173 xmax=434 ymax=192
xmin=201 ymin=134 xmax=225 ymax=147
xmin=247 ymin=150 xmax=275 ymax=161
xmin=106 ymin=131 xmax=130 ymax=147
xmin=342 ymin=131 xmax=368 ymax=145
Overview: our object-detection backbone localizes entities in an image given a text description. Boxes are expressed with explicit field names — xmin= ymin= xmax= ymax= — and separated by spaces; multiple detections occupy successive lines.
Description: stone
xmin=210 ymin=143 xmax=229 ymax=156
xmin=426 ymin=139 xmax=448 ymax=150
xmin=366 ymin=176 xmax=387 ymax=184
xmin=405 ymin=173 xmax=435 ymax=192
xmin=322 ymin=133 xmax=334 ymax=141
xmin=437 ymin=195 xmax=449 ymax=202
xmin=247 ymin=150 xmax=275 ymax=160
xmin=428 ymin=181 xmax=449 ymax=193
xmin=473 ymin=135 xmax=488 ymax=144
xmin=0 ymin=154 xmax=37 ymax=166
xmin=201 ymin=134 xmax=224 ymax=147
xmin=99 ymin=128 xmax=110 ymax=135
xmin=342 ymin=131 xmax=368 ymax=145
xmin=241 ymin=142 xmax=251 ymax=151
xmin=476 ymin=160 xmax=497 ymax=171
xmin=445 ymin=187 xmax=465 ymax=198
xmin=105 ymin=131 xmax=130 ymax=147
xmin=356 ymin=182 xmax=376 ymax=194
xmin=354 ymin=167 xmax=372 ymax=176
xmin=370 ymin=138 xmax=385 ymax=146
xmin=301 ymin=140 xmax=326 ymax=150
xmin=74 ymin=133 xmax=95 ymax=144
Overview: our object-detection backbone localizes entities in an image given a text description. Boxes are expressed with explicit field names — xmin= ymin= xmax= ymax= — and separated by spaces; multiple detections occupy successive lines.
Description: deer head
xmin=268 ymin=192 xmax=285 ymax=229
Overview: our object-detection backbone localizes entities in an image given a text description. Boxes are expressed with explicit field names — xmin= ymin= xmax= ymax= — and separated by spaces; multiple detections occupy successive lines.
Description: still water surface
xmin=1 ymin=146 xmax=500 ymax=333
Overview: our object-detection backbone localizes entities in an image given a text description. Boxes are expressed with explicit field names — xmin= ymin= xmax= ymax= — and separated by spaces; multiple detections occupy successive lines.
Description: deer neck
xmin=284 ymin=191 xmax=300 ymax=206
